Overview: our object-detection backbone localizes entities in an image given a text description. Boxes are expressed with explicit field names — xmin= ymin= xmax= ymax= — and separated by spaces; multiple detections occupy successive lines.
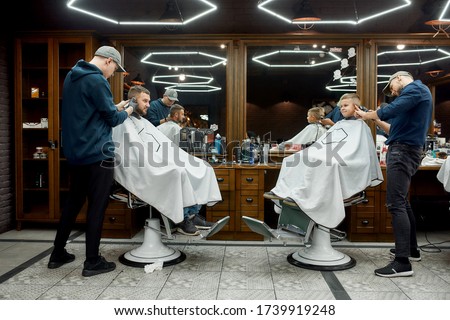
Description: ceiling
xmin=12 ymin=0 xmax=450 ymax=36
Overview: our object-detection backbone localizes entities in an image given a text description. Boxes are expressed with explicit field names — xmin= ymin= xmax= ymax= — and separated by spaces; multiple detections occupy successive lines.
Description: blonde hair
xmin=338 ymin=93 xmax=361 ymax=107
xmin=308 ymin=106 xmax=325 ymax=121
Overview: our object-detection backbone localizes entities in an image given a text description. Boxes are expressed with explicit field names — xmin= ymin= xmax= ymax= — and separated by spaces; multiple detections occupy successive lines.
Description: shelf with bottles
xmin=21 ymin=131 xmax=50 ymax=159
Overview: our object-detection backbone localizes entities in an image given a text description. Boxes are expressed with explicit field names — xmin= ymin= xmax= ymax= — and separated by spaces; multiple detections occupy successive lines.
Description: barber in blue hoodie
xmin=355 ymin=71 xmax=432 ymax=278
xmin=48 ymin=46 xmax=134 ymax=277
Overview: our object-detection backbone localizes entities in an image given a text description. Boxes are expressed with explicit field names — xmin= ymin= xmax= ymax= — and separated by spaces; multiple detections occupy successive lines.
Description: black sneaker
xmin=191 ymin=214 xmax=214 ymax=230
xmin=375 ymin=261 xmax=413 ymax=278
xmin=177 ymin=218 xmax=200 ymax=236
xmin=48 ymin=249 xmax=75 ymax=269
xmin=82 ymin=256 xmax=116 ymax=277
xmin=389 ymin=248 xmax=421 ymax=262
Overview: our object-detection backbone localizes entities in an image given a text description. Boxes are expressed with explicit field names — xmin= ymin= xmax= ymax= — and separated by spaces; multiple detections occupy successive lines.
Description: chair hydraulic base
xmin=119 ymin=218 xmax=186 ymax=268
xmin=287 ymin=225 xmax=356 ymax=271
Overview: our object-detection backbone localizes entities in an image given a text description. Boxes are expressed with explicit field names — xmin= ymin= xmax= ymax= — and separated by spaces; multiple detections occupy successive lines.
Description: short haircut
xmin=169 ymin=104 xmax=184 ymax=117
xmin=339 ymin=93 xmax=361 ymax=106
xmin=127 ymin=85 xmax=150 ymax=99
xmin=308 ymin=106 xmax=325 ymax=120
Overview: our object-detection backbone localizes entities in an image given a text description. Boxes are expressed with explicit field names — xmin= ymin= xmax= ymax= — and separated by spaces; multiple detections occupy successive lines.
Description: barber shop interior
xmin=1 ymin=0 xmax=450 ymax=302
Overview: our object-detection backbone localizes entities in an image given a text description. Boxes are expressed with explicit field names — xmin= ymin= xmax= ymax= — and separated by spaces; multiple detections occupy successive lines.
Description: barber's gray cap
xmin=164 ymin=88 xmax=179 ymax=102
xmin=382 ymin=71 xmax=413 ymax=97
xmin=95 ymin=46 xmax=126 ymax=72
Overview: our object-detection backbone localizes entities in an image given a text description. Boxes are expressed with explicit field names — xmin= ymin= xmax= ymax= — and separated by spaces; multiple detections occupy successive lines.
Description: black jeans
xmin=385 ymin=143 xmax=422 ymax=259
xmin=53 ymin=159 xmax=114 ymax=262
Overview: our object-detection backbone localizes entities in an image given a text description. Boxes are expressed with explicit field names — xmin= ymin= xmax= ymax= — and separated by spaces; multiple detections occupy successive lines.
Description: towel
xmin=271 ymin=119 xmax=383 ymax=228
xmin=437 ymin=157 xmax=450 ymax=192
xmin=112 ymin=115 xmax=222 ymax=224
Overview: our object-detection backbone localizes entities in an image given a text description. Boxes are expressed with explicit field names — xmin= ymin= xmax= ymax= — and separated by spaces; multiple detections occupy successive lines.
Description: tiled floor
xmin=0 ymin=226 xmax=449 ymax=300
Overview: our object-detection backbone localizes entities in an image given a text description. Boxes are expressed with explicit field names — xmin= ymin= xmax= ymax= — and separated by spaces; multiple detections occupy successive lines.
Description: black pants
xmin=53 ymin=159 xmax=114 ymax=262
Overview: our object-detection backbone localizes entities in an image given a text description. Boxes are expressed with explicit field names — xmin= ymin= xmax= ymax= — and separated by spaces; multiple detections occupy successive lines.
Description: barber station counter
xmin=206 ymin=163 xmax=449 ymax=242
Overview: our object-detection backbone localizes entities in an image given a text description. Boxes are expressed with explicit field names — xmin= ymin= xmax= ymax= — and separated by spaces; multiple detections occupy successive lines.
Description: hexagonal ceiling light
xmin=66 ymin=0 xmax=217 ymax=26
xmin=253 ymin=49 xmax=341 ymax=68
xmin=257 ymin=0 xmax=411 ymax=26
xmin=141 ymin=51 xmax=227 ymax=69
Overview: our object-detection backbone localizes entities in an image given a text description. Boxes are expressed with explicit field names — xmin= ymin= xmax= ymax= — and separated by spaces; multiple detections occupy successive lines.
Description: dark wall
xmin=0 ymin=37 xmax=14 ymax=233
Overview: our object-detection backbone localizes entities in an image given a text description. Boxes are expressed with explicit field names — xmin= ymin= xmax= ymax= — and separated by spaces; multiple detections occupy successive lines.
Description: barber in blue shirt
xmin=355 ymin=71 xmax=432 ymax=278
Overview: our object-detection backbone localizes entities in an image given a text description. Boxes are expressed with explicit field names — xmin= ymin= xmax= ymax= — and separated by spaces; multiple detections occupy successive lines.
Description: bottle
xmin=249 ymin=138 xmax=254 ymax=164
xmin=263 ymin=143 xmax=269 ymax=164
xmin=215 ymin=133 xmax=222 ymax=154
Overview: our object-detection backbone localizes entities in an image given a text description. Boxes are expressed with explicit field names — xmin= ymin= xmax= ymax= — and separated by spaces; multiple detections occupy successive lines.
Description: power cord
xmin=417 ymin=214 xmax=450 ymax=253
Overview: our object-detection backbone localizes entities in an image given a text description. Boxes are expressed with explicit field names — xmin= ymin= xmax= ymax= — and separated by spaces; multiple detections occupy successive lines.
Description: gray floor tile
xmin=98 ymin=286 xmax=161 ymax=300
xmin=219 ymin=271 xmax=274 ymax=290
xmin=275 ymin=290 xmax=335 ymax=300
xmin=0 ymin=284 xmax=52 ymax=300
xmin=38 ymin=285 xmax=107 ymax=300
xmin=164 ymin=270 xmax=221 ymax=289
xmin=0 ymin=228 xmax=449 ymax=302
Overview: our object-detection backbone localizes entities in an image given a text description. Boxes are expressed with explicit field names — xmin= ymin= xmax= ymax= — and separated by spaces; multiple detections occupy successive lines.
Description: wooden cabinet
xmin=206 ymin=168 xmax=236 ymax=237
xmin=206 ymin=166 xmax=265 ymax=240
xmin=346 ymin=169 xmax=394 ymax=241
xmin=14 ymin=34 xmax=139 ymax=238
xmin=15 ymin=35 xmax=94 ymax=228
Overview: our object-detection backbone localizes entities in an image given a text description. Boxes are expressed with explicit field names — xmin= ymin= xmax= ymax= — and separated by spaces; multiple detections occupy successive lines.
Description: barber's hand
xmin=116 ymin=100 xmax=130 ymax=111
xmin=320 ymin=118 xmax=334 ymax=126
xmin=354 ymin=105 xmax=366 ymax=119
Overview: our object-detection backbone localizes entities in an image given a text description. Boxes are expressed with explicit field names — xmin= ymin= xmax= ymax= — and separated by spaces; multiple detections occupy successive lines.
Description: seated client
xmin=269 ymin=93 xmax=383 ymax=229
xmin=112 ymin=85 xmax=222 ymax=232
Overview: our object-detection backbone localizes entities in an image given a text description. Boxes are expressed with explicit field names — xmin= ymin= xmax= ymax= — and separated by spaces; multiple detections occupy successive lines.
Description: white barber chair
xmin=242 ymin=192 xmax=366 ymax=271
xmin=110 ymin=187 xmax=230 ymax=268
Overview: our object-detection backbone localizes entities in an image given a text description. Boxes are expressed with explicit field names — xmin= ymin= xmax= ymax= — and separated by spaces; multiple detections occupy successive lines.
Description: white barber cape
xmin=271 ymin=119 xmax=383 ymax=228
xmin=286 ymin=123 xmax=328 ymax=145
xmin=437 ymin=157 xmax=450 ymax=192
xmin=112 ymin=114 xmax=222 ymax=224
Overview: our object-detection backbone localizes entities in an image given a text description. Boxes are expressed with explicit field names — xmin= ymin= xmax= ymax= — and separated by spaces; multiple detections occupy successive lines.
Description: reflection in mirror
xmin=124 ymin=45 xmax=227 ymax=132
xmin=377 ymin=44 xmax=450 ymax=140
xmin=247 ymin=44 xmax=357 ymax=143
xmin=377 ymin=45 xmax=450 ymax=97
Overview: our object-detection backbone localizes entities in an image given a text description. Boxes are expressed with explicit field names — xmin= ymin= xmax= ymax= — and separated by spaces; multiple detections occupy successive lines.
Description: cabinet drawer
xmin=208 ymin=191 xmax=230 ymax=211
xmin=239 ymin=173 xmax=260 ymax=190
xmin=214 ymin=169 xmax=232 ymax=191
xmin=239 ymin=190 xmax=259 ymax=211
xmin=353 ymin=217 xmax=375 ymax=233
xmin=103 ymin=214 xmax=127 ymax=229
xmin=353 ymin=190 xmax=377 ymax=213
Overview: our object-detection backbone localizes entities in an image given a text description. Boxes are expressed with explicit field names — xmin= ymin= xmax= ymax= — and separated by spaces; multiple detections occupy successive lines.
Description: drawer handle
xmin=361 ymin=220 xmax=369 ymax=225
xmin=246 ymin=198 xmax=253 ymax=203
xmin=109 ymin=217 xmax=117 ymax=223
xmin=217 ymin=177 xmax=224 ymax=182
xmin=246 ymin=177 xmax=254 ymax=182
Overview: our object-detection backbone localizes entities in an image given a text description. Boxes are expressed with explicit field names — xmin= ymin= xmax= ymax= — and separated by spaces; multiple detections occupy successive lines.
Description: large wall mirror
xmin=123 ymin=44 xmax=228 ymax=134
xmin=246 ymin=43 xmax=358 ymax=143
xmin=377 ymin=44 xmax=450 ymax=140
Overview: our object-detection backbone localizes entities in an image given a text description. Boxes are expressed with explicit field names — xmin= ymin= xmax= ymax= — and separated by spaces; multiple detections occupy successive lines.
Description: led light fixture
xmin=152 ymin=74 xmax=214 ymax=85
xmin=253 ymin=49 xmax=341 ymax=68
xmin=257 ymin=0 xmax=411 ymax=26
xmin=66 ymin=0 xmax=217 ymax=26
xmin=141 ymin=51 xmax=227 ymax=69
xmin=377 ymin=48 xmax=450 ymax=68
xmin=166 ymin=84 xmax=221 ymax=92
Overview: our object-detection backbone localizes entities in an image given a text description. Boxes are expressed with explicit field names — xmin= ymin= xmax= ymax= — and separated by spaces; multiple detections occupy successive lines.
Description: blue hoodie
xmin=61 ymin=59 xmax=128 ymax=165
